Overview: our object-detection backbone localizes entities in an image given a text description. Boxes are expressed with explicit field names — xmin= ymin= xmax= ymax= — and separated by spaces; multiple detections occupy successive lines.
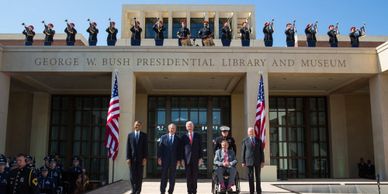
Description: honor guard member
xmin=67 ymin=156 xmax=82 ymax=194
xmin=130 ymin=20 xmax=142 ymax=46
xmin=213 ymin=126 xmax=237 ymax=154
xmin=285 ymin=23 xmax=295 ymax=47
xmin=263 ymin=21 xmax=274 ymax=47
xmin=38 ymin=167 xmax=56 ymax=194
xmin=0 ymin=156 xmax=8 ymax=194
xmin=8 ymin=153 xmax=39 ymax=194
xmin=106 ymin=20 xmax=118 ymax=46
xmin=349 ymin=26 xmax=364 ymax=48
xmin=52 ymin=154 xmax=64 ymax=174
xmin=153 ymin=19 xmax=166 ymax=46
xmin=43 ymin=23 xmax=55 ymax=46
xmin=221 ymin=21 xmax=232 ymax=46
xmin=198 ymin=20 xmax=213 ymax=46
xmin=305 ymin=24 xmax=317 ymax=47
xmin=327 ymin=25 xmax=338 ymax=47
xmin=47 ymin=159 xmax=61 ymax=192
xmin=177 ymin=20 xmax=191 ymax=46
xmin=64 ymin=22 xmax=77 ymax=46
xmin=22 ymin=24 xmax=35 ymax=46
xmin=240 ymin=21 xmax=251 ymax=47
xmin=87 ymin=21 xmax=99 ymax=46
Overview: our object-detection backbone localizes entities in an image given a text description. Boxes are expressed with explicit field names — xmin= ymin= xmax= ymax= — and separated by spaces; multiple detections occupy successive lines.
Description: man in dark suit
xmin=181 ymin=121 xmax=202 ymax=194
xmin=158 ymin=123 xmax=181 ymax=194
xmin=127 ymin=121 xmax=148 ymax=194
xmin=242 ymin=127 xmax=265 ymax=194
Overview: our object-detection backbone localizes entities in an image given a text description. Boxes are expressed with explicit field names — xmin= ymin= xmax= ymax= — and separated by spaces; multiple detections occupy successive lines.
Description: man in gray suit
xmin=214 ymin=140 xmax=237 ymax=192
xmin=242 ymin=127 xmax=265 ymax=194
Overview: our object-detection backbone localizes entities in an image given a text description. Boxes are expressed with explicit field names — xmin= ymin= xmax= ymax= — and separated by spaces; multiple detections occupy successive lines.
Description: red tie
xmin=224 ymin=150 xmax=228 ymax=162
xmin=189 ymin=132 xmax=193 ymax=145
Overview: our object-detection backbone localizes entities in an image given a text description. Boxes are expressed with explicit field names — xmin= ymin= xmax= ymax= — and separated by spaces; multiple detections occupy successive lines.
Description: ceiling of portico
xmin=7 ymin=72 xmax=371 ymax=96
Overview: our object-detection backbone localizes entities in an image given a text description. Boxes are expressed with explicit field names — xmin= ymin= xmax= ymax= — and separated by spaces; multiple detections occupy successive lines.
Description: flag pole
xmin=111 ymin=158 xmax=115 ymax=183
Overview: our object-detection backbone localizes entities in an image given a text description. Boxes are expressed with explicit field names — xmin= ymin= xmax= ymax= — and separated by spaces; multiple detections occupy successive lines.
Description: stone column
xmin=30 ymin=92 xmax=50 ymax=167
xmin=109 ymin=70 xmax=137 ymax=182
xmin=329 ymin=94 xmax=349 ymax=178
xmin=168 ymin=11 xmax=173 ymax=39
xmin=0 ymin=72 xmax=10 ymax=153
xmin=214 ymin=11 xmax=219 ymax=39
xmin=186 ymin=11 xmax=191 ymax=30
xmin=250 ymin=12 xmax=256 ymax=39
xmin=369 ymin=74 xmax=388 ymax=179
xmin=139 ymin=11 xmax=145 ymax=39
xmin=244 ymin=72 xmax=270 ymax=163
xmin=232 ymin=12 xmax=238 ymax=39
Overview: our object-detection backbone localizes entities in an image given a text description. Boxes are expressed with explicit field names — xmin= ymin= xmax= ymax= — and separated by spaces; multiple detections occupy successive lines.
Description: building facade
xmin=1 ymin=5 xmax=388 ymax=185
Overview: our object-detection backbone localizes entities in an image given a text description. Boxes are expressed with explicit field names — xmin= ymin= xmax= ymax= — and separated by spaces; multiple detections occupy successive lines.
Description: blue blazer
xmin=157 ymin=134 xmax=182 ymax=166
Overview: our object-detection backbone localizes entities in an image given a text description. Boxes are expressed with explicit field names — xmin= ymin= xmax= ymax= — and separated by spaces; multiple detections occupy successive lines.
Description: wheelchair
xmin=211 ymin=166 xmax=240 ymax=194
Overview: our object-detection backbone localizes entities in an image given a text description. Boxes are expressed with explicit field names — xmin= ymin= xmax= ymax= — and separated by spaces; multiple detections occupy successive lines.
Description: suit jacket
xmin=157 ymin=133 xmax=182 ymax=166
xmin=214 ymin=149 xmax=237 ymax=167
xmin=181 ymin=132 xmax=202 ymax=165
xmin=241 ymin=136 xmax=264 ymax=166
xmin=126 ymin=131 xmax=148 ymax=164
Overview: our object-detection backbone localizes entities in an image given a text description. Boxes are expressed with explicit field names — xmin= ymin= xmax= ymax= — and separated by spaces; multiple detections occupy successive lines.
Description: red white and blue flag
xmin=254 ymin=73 xmax=266 ymax=148
xmin=105 ymin=70 xmax=120 ymax=160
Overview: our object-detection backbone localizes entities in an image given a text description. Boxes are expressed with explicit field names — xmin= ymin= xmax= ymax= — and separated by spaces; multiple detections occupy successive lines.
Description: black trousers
xmin=247 ymin=165 xmax=262 ymax=194
xmin=264 ymin=40 xmax=273 ymax=47
xmin=160 ymin=163 xmax=177 ymax=194
xmin=130 ymin=162 xmax=144 ymax=194
xmin=185 ymin=162 xmax=199 ymax=194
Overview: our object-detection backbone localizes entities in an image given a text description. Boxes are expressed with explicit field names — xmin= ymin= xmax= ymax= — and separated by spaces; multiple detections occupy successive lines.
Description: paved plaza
xmin=88 ymin=179 xmax=387 ymax=194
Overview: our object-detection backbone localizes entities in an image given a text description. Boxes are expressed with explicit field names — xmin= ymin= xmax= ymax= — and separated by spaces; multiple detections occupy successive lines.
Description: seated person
xmin=213 ymin=140 xmax=237 ymax=192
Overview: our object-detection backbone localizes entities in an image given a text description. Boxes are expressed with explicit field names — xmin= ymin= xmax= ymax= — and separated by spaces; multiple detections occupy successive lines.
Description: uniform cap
xmin=28 ymin=25 xmax=34 ymax=30
xmin=48 ymin=23 xmax=54 ymax=28
xmin=220 ymin=126 xmax=230 ymax=131
xmin=265 ymin=22 xmax=270 ymax=26
xmin=0 ymin=157 xmax=6 ymax=165
xmin=72 ymin=156 xmax=80 ymax=161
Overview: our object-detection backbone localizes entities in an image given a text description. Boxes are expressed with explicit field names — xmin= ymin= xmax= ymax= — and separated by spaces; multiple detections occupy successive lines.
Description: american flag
xmin=254 ymin=74 xmax=266 ymax=148
xmin=105 ymin=71 xmax=120 ymax=160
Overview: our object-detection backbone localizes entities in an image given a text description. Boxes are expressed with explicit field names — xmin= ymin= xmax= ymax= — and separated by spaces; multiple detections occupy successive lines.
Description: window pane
xmin=270 ymin=112 xmax=278 ymax=126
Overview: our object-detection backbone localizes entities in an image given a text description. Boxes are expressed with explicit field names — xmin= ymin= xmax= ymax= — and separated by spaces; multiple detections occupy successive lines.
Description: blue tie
xmin=136 ymin=132 xmax=139 ymax=143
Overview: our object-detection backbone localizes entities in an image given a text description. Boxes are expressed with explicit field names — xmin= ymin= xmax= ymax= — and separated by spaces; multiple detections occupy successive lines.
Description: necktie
xmin=136 ymin=132 xmax=139 ymax=143
xmin=251 ymin=137 xmax=255 ymax=146
xmin=189 ymin=132 xmax=193 ymax=145
xmin=224 ymin=150 xmax=228 ymax=162
xmin=169 ymin=135 xmax=173 ymax=145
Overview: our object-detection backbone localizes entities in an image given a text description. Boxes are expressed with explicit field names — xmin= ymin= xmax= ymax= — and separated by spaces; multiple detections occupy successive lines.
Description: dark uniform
xmin=38 ymin=168 xmax=56 ymax=194
xmin=240 ymin=26 xmax=251 ymax=47
xmin=213 ymin=136 xmax=237 ymax=154
xmin=153 ymin=23 xmax=166 ymax=46
xmin=8 ymin=166 xmax=39 ymax=194
xmin=87 ymin=24 xmax=99 ymax=46
xmin=43 ymin=25 xmax=55 ymax=46
xmin=48 ymin=167 xmax=61 ymax=191
xmin=106 ymin=25 xmax=118 ymax=46
xmin=285 ymin=28 xmax=295 ymax=47
xmin=263 ymin=24 xmax=274 ymax=47
xmin=130 ymin=25 xmax=142 ymax=46
xmin=327 ymin=29 xmax=338 ymax=47
xmin=198 ymin=24 xmax=212 ymax=46
xmin=305 ymin=25 xmax=317 ymax=47
xmin=177 ymin=27 xmax=190 ymax=46
xmin=221 ymin=25 xmax=232 ymax=47
xmin=0 ymin=157 xmax=8 ymax=194
xmin=64 ymin=25 xmax=77 ymax=46
xmin=66 ymin=158 xmax=82 ymax=194
xmin=22 ymin=27 xmax=35 ymax=46
xmin=349 ymin=30 xmax=362 ymax=48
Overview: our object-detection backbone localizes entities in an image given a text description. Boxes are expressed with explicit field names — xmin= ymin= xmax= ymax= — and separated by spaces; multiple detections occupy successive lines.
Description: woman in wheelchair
xmin=213 ymin=140 xmax=237 ymax=192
